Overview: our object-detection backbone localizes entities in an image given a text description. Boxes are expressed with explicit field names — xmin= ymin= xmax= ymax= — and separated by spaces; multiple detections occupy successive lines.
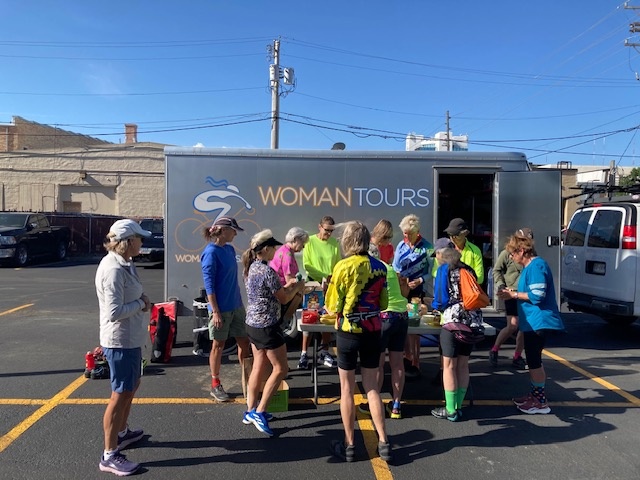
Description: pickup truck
xmin=0 ymin=212 xmax=71 ymax=267
xmin=137 ymin=218 xmax=164 ymax=263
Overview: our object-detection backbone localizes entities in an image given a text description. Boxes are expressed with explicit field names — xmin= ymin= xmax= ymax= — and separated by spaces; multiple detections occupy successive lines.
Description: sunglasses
xmin=322 ymin=226 xmax=335 ymax=234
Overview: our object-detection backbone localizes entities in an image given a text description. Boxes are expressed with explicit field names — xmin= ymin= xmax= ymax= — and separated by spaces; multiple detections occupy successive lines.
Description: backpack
xmin=149 ymin=301 xmax=178 ymax=363
xmin=432 ymin=263 xmax=451 ymax=310
xmin=459 ymin=267 xmax=490 ymax=310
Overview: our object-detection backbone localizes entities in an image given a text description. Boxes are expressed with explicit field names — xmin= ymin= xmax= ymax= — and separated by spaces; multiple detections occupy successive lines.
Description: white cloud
xmin=82 ymin=63 xmax=126 ymax=96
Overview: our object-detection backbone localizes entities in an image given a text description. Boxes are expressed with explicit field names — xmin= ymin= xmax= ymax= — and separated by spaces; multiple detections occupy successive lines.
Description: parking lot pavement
xmin=2 ymin=264 xmax=640 ymax=479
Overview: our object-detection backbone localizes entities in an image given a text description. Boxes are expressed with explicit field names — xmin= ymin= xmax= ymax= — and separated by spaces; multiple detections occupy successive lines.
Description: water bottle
xmin=84 ymin=351 xmax=95 ymax=378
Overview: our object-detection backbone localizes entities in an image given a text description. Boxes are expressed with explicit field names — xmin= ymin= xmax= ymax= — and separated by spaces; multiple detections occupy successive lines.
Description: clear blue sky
xmin=1 ymin=1 xmax=639 ymax=167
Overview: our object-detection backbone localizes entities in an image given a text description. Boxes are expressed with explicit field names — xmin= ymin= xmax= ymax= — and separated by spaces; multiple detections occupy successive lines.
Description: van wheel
xmin=603 ymin=315 xmax=637 ymax=327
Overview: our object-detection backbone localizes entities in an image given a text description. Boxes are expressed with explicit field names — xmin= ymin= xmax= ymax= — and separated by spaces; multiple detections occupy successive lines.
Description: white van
xmin=562 ymin=194 xmax=640 ymax=325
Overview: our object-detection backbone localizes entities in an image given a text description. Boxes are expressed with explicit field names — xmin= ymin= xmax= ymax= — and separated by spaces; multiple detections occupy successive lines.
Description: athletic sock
xmin=444 ymin=390 xmax=457 ymax=414
xmin=211 ymin=376 xmax=220 ymax=388
xmin=513 ymin=351 xmax=522 ymax=360
xmin=491 ymin=346 xmax=499 ymax=353
xmin=103 ymin=449 xmax=117 ymax=461
xmin=455 ymin=388 xmax=467 ymax=410
xmin=530 ymin=381 xmax=547 ymax=403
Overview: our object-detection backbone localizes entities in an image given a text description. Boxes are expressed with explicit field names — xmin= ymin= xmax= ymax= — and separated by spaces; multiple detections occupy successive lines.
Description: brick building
xmin=0 ymin=117 xmax=165 ymax=217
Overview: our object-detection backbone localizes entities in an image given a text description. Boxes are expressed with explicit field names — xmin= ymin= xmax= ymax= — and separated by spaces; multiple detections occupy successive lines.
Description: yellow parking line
xmin=0 ymin=376 xmax=87 ymax=454
xmin=0 ymin=304 xmax=34 ymax=317
xmin=354 ymin=391 xmax=394 ymax=480
xmin=543 ymin=349 xmax=640 ymax=406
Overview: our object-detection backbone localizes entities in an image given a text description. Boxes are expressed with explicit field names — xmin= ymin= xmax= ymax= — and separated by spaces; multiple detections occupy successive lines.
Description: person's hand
xmin=408 ymin=278 xmax=422 ymax=289
xmin=140 ymin=294 xmax=150 ymax=312
xmin=210 ymin=310 xmax=223 ymax=330
xmin=497 ymin=288 xmax=513 ymax=300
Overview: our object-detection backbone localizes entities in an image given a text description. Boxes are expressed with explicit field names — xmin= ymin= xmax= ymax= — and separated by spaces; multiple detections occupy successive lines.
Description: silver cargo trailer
xmin=164 ymin=148 xmax=561 ymax=315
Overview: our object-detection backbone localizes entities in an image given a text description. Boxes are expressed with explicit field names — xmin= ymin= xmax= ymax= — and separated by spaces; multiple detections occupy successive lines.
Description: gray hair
xmin=285 ymin=226 xmax=309 ymax=244
xmin=439 ymin=247 xmax=461 ymax=266
xmin=399 ymin=214 xmax=420 ymax=234
xmin=341 ymin=221 xmax=370 ymax=257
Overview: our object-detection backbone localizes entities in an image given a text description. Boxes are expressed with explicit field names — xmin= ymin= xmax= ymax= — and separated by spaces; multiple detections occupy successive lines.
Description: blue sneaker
xmin=117 ymin=427 xmax=144 ymax=450
xmin=248 ymin=410 xmax=274 ymax=436
xmin=243 ymin=409 xmax=273 ymax=424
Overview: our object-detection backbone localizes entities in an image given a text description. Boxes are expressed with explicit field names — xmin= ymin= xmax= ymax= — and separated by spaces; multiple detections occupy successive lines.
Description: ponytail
xmin=241 ymin=248 xmax=257 ymax=278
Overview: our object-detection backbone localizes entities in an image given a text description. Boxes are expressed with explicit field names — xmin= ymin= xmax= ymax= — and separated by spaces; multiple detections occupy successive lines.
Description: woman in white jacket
xmin=95 ymin=219 xmax=151 ymax=477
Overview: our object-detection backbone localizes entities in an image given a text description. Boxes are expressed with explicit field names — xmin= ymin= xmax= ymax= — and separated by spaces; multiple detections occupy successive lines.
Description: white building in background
xmin=406 ymin=131 xmax=469 ymax=152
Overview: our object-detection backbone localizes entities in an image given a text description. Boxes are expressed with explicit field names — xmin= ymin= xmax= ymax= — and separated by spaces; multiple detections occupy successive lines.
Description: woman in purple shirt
xmin=241 ymin=229 xmax=305 ymax=437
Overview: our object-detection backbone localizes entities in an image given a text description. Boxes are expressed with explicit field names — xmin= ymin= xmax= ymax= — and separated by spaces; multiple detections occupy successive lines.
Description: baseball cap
xmin=444 ymin=218 xmax=469 ymax=236
xmin=109 ymin=219 xmax=152 ymax=241
xmin=516 ymin=227 xmax=534 ymax=239
xmin=431 ymin=237 xmax=455 ymax=257
xmin=212 ymin=216 xmax=244 ymax=231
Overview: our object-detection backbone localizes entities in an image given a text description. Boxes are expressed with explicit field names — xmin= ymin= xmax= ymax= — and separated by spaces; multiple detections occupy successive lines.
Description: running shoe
xmin=489 ymin=349 xmax=499 ymax=367
xmin=247 ymin=411 xmax=274 ymax=436
xmin=99 ymin=451 xmax=140 ymax=476
xmin=517 ymin=396 xmax=551 ymax=415
xmin=431 ymin=406 xmax=459 ymax=422
xmin=329 ymin=440 xmax=355 ymax=462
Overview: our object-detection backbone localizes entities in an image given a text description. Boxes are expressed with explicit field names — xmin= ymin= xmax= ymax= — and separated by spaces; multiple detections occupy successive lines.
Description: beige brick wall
xmin=0 ymin=144 xmax=165 ymax=217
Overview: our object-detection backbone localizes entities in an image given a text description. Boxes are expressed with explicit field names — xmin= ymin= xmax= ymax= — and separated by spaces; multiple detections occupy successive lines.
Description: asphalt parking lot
xmin=2 ymin=260 xmax=640 ymax=479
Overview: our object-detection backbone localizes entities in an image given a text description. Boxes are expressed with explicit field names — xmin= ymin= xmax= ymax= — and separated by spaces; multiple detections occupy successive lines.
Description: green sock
xmin=444 ymin=390 xmax=456 ymax=414
xmin=455 ymin=388 xmax=467 ymax=410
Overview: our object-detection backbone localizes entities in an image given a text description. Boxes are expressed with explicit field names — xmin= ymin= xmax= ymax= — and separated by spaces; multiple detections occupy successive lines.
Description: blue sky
xmin=1 ymin=1 xmax=639 ymax=167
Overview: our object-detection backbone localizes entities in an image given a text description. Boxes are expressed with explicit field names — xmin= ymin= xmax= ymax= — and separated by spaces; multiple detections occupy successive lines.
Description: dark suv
xmin=137 ymin=218 xmax=164 ymax=263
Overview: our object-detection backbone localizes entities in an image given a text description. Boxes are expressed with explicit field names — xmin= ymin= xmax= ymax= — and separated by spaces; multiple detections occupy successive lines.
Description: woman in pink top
xmin=269 ymin=227 xmax=310 ymax=322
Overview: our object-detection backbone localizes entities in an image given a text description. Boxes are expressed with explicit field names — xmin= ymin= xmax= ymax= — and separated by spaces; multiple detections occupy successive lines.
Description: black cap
xmin=444 ymin=218 xmax=469 ymax=236
xmin=253 ymin=236 xmax=283 ymax=252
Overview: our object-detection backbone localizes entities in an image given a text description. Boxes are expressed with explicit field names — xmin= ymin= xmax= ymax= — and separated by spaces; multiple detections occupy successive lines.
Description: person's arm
xmin=493 ymin=250 xmax=509 ymax=291
xmin=397 ymin=274 xmax=411 ymax=298
xmin=470 ymin=245 xmax=485 ymax=284
xmin=101 ymin=268 xmax=147 ymax=322
xmin=303 ymin=239 xmax=324 ymax=282
xmin=392 ymin=242 xmax=403 ymax=273
xmin=275 ymin=277 xmax=305 ymax=304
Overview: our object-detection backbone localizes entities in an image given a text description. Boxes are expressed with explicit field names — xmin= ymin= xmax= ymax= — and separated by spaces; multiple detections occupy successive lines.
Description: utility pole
xmin=268 ymin=39 xmax=296 ymax=149
xmin=269 ymin=39 xmax=280 ymax=149
xmin=445 ymin=110 xmax=451 ymax=151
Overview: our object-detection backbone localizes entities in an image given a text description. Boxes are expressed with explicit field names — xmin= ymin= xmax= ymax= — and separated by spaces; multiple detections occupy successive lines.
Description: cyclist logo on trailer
xmin=193 ymin=177 xmax=253 ymax=219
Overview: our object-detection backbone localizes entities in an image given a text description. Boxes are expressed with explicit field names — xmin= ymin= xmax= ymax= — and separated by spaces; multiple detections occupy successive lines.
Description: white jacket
xmin=95 ymin=251 xmax=147 ymax=349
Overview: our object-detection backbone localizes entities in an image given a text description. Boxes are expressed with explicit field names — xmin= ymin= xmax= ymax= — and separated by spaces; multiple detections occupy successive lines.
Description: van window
xmin=565 ymin=210 xmax=591 ymax=246
xmin=587 ymin=210 xmax=622 ymax=248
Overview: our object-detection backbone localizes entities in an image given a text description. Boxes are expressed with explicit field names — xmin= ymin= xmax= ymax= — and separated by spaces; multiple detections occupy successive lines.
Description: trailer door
xmin=494 ymin=170 xmax=562 ymax=306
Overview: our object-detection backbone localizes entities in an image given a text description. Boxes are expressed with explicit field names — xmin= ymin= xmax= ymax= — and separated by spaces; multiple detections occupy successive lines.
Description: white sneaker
xmin=192 ymin=349 xmax=210 ymax=358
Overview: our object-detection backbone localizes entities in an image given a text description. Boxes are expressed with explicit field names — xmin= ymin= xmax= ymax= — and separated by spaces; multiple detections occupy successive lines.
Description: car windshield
xmin=0 ymin=214 xmax=28 ymax=228
xmin=140 ymin=219 xmax=163 ymax=234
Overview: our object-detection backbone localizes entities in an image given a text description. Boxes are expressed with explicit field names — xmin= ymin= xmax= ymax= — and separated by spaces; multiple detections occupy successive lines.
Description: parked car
xmin=0 ymin=212 xmax=71 ymax=267
xmin=562 ymin=191 xmax=640 ymax=326
xmin=137 ymin=218 xmax=164 ymax=263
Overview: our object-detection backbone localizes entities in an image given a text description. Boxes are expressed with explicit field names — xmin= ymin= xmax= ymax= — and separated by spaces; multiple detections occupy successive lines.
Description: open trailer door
xmin=494 ymin=170 xmax=562 ymax=306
